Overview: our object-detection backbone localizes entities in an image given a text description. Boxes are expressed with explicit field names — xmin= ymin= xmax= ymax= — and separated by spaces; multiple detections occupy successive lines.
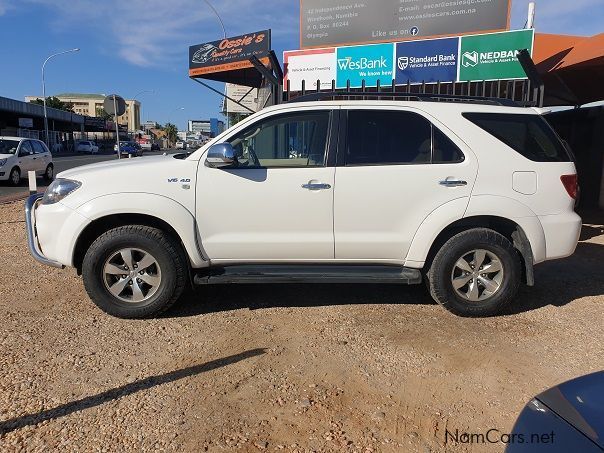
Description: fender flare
xmin=404 ymin=195 xmax=546 ymax=269
xmin=73 ymin=193 xmax=207 ymax=268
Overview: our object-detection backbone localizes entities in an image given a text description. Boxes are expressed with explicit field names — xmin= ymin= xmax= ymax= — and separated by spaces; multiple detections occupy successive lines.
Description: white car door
xmin=31 ymin=140 xmax=50 ymax=173
xmin=196 ymin=109 xmax=337 ymax=262
xmin=17 ymin=140 xmax=35 ymax=172
xmin=334 ymin=106 xmax=478 ymax=264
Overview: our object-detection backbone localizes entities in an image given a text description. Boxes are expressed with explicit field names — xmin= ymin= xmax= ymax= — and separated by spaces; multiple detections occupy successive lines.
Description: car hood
xmin=58 ymin=155 xmax=168 ymax=179
xmin=537 ymin=371 xmax=604 ymax=449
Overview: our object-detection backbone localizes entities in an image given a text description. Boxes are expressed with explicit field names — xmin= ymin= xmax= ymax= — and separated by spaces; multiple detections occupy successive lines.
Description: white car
xmin=25 ymin=96 xmax=581 ymax=319
xmin=175 ymin=141 xmax=187 ymax=150
xmin=76 ymin=141 xmax=99 ymax=154
xmin=0 ymin=137 xmax=54 ymax=186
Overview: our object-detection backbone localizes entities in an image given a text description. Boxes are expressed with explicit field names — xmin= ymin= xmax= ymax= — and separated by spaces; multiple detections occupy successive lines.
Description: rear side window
xmin=31 ymin=141 xmax=47 ymax=154
xmin=346 ymin=110 xmax=432 ymax=165
xmin=463 ymin=112 xmax=571 ymax=162
xmin=346 ymin=110 xmax=464 ymax=166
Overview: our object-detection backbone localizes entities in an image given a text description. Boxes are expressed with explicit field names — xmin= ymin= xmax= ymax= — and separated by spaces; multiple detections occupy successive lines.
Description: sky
xmin=0 ymin=0 xmax=602 ymax=130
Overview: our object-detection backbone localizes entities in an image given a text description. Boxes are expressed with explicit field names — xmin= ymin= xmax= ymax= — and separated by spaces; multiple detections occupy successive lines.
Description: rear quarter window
xmin=463 ymin=112 xmax=571 ymax=162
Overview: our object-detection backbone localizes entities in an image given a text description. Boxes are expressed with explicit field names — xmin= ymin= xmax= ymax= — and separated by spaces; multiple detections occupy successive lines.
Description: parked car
xmin=25 ymin=95 xmax=581 ymax=319
xmin=175 ymin=141 xmax=187 ymax=150
xmin=0 ymin=137 xmax=54 ymax=186
xmin=507 ymin=371 xmax=604 ymax=452
xmin=76 ymin=141 xmax=99 ymax=154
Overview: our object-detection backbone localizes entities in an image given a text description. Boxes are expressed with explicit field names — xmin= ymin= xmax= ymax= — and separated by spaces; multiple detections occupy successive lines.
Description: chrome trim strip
xmin=24 ymin=193 xmax=65 ymax=269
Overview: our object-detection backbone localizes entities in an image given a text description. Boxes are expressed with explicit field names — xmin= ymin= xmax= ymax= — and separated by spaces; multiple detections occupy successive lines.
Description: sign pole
xmin=113 ymin=95 xmax=121 ymax=160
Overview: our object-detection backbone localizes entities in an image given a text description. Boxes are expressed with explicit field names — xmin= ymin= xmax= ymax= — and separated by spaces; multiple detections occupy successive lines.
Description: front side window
xmin=19 ymin=141 xmax=34 ymax=156
xmin=228 ymin=111 xmax=330 ymax=168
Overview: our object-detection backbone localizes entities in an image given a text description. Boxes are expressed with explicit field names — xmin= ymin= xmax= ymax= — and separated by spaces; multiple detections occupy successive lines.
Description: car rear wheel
xmin=44 ymin=164 xmax=54 ymax=181
xmin=9 ymin=167 xmax=20 ymax=186
xmin=82 ymin=225 xmax=188 ymax=318
xmin=426 ymin=228 xmax=521 ymax=317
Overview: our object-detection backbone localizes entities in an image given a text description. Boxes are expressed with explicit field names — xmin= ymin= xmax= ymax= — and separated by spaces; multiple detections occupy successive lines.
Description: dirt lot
xmin=0 ymin=201 xmax=603 ymax=452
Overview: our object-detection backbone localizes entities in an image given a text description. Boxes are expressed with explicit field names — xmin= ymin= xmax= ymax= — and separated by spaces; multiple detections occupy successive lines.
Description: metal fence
xmin=283 ymin=79 xmax=541 ymax=106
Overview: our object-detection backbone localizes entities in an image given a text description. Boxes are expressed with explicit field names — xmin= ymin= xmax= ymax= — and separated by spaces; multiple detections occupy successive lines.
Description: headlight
xmin=0 ymin=158 xmax=7 ymax=167
xmin=41 ymin=178 xmax=82 ymax=205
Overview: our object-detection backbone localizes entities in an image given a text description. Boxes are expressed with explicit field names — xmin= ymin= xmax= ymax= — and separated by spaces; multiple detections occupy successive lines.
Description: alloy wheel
xmin=102 ymin=248 xmax=162 ymax=303
xmin=450 ymin=249 xmax=504 ymax=302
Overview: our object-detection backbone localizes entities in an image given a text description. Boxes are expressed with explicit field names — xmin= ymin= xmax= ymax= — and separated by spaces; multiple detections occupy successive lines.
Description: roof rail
xmin=287 ymin=91 xmax=520 ymax=107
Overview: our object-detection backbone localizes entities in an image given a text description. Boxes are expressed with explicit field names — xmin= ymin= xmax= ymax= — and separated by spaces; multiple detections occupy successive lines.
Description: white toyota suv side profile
xmin=25 ymin=97 xmax=581 ymax=319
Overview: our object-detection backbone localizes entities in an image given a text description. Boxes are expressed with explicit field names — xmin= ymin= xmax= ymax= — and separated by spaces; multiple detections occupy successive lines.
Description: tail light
xmin=560 ymin=174 xmax=578 ymax=200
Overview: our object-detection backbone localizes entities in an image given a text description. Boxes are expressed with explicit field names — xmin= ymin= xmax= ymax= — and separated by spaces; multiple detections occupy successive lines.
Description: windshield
xmin=0 ymin=139 xmax=20 ymax=155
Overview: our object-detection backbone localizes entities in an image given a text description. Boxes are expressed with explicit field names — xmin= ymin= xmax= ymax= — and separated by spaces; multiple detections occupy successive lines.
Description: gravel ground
xmin=0 ymin=201 xmax=603 ymax=452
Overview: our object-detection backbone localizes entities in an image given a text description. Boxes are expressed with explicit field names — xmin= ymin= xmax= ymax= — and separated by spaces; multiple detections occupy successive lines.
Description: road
xmin=0 ymin=150 xmax=173 ymax=200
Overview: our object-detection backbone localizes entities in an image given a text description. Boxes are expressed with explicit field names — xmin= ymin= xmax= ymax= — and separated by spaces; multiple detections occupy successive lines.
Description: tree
xmin=29 ymin=97 xmax=74 ymax=113
xmin=95 ymin=107 xmax=113 ymax=121
xmin=162 ymin=123 xmax=178 ymax=145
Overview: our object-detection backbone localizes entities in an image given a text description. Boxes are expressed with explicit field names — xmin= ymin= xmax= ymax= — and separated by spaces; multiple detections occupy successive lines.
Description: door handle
xmin=439 ymin=179 xmax=467 ymax=187
xmin=302 ymin=183 xmax=331 ymax=191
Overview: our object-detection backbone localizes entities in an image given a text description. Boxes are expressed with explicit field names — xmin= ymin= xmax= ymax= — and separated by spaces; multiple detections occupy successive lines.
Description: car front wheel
xmin=82 ymin=225 xmax=188 ymax=318
xmin=9 ymin=167 xmax=20 ymax=186
xmin=427 ymin=228 xmax=521 ymax=317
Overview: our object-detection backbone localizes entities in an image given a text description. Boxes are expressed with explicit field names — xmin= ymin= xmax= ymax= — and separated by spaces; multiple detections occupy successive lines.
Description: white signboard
xmin=225 ymin=84 xmax=260 ymax=114
xmin=18 ymin=118 xmax=33 ymax=128
xmin=284 ymin=48 xmax=336 ymax=91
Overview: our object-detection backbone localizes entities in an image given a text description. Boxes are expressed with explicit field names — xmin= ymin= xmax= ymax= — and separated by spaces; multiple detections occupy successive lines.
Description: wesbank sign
xmin=336 ymin=44 xmax=394 ymax=88
xmin=458 ymin=30 xmax=534 ymax=81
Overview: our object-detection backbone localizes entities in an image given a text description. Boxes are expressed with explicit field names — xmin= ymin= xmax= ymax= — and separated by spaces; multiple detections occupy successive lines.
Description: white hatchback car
xmin=0 ymin=137 xmax=54 ymax=186
xmin=25 ymin=95 xmax=581 ymax=319
xmin=76 ymin=141 xmax=99 ymax=154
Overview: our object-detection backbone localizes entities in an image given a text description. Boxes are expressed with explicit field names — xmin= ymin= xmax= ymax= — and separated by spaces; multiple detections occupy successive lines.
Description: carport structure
xmin=0 ymin=96 xmax=84 ymax=148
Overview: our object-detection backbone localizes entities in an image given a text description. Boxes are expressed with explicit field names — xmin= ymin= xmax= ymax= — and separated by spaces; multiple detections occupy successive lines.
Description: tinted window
xmin=19 ymin=141 xmax=34 ymax=156
xmin=31 ymin=141 xmax=47 ymax=154
xmin=463 ymin=112 xmax=571 ymax=162
xmin=433 ymin=127 xmax=464 ymax=164
xmin=0 ymin=139 xmax=20 ymax=154
xmin=229 ymin=111 xmax=330 ymax=168
xmin=346 ymin=110 xmax=431 ymax=165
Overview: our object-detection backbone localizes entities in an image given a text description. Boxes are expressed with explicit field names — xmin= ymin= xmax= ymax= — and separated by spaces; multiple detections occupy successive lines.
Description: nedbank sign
xmin=458 ymin=29 xmax=534 ymax=81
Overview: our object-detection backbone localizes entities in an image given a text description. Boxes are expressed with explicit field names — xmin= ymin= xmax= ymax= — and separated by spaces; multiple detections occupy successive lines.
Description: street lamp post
xmin=42 ymin=48 xmax=80 ymax=147
xmin=202 ymin=0 xmax=226 ymax=39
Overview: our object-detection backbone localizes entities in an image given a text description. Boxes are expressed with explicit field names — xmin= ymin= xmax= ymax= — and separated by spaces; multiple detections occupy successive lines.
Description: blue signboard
xmin=336 ymin=43 xmax=394 ymax=89
xmin=395 ymin=37 xmax=459 ymax=85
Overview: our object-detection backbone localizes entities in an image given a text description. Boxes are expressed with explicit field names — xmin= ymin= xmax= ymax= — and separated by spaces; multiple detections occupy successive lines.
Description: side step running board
xmin=194 ymin=265 xmax=422 ymax=285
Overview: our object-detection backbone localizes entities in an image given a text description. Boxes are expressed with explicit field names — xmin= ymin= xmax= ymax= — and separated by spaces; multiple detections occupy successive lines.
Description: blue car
xmin=115 ymin=142 xmax=142 ymax=157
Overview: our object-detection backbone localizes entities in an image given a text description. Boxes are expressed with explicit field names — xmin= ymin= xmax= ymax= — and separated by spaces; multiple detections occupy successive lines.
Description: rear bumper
xmin=24 ymin=194 xmax=65 ymax=268
xmin=539 ymin=211 xmax=582 ymax=261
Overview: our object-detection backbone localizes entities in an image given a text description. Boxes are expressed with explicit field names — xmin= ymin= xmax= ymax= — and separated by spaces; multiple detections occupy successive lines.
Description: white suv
xmin=25 ymin=98 xmax=581 ymax=318
xmin=1 ymin=137 xmax=54 ymax=185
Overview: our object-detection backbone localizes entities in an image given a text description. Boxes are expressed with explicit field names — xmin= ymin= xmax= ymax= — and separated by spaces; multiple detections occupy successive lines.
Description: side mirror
xmin=205 ymin=143 xmax=241 ymax=168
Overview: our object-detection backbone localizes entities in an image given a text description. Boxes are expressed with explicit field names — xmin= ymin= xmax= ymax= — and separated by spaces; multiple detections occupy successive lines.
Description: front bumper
xmin=24 ymin=193 xmax=65 ymax=268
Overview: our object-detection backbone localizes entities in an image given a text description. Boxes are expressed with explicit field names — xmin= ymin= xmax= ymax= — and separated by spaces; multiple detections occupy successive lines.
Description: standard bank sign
xmin=395 ymin=38 xmax=459 ymax=84
xmin=336 ymin=43 xmax=394 ymax=88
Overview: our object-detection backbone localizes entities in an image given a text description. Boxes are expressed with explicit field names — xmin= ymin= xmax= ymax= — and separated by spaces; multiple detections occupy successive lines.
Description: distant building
xmin=24 ymin=93 xmax=141 ymax=132
xmin=187 ymin=118 xmax=225 ymax=138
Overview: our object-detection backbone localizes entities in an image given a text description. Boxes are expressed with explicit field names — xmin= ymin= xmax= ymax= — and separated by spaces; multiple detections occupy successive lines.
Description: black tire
xmin=426 ymin=228 xmax=521 ymax=317
xmin=9 ymin=167 xmax=20 ymax=186
xmin=44 ymin=164 xmax=54 ymax=182
xmin=82 ymin=225 xmax=188 ymax=318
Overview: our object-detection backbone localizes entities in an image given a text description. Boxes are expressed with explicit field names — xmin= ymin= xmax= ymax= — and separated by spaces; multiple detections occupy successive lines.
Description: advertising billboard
xmin=395 ymin=37 xmax=458 ymax=84
xmin=336 ymin=43 xmax=394 ymax=88
xmin=284 ymin=48 xmax=336 ymax=91
xmin=301 ymin=0 xmax=511 ymax=49
xmin=189 ymin=30 xmax=271 ymax=77
xmin=458 ymin=29 xmax=534 ymax=81
xmin=225 ymin=83 xmax=261 ymax=114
